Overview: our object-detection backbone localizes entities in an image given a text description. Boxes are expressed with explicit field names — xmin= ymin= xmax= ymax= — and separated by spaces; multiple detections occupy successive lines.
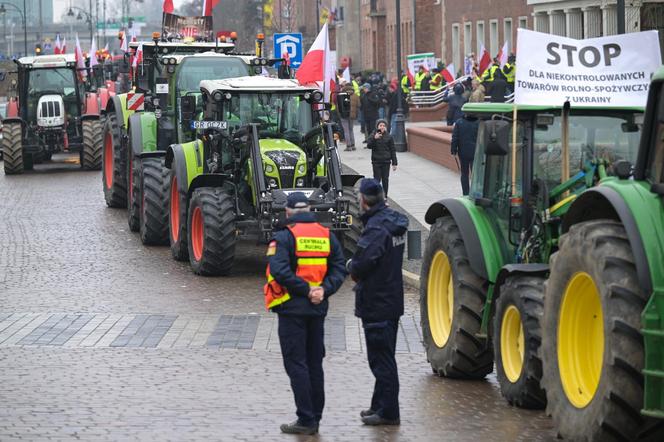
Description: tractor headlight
xmin=268 ymin=178 xmax=278 ymax=188
xmin=265 ymin=164 xmax=274 ymax=173
xmin=297 ymin=164 xmax=305 ymax=174
xmin=213 ymin=91 xmax=223 ymax=102
xmin=224 ymin=92 xmax=232 ymax=100
xmin=167 ymin=66 xmax=175 ymax=74
xmin=296 ymin=178 xmax=304 ymax=187
xmin=312 ymin=91 xmax=323 ymax=102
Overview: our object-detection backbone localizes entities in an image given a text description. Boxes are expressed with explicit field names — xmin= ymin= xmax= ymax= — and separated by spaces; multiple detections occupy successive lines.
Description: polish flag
xmin=61 ymin=37 xmax=67 ymax=54
xmin=89 ymin=38 xmax=99 ymax=67
xmin=295 ymin=23 xmax=336 ymax=103
xmin=132 ymin=43 xmax=143 ymax=69
xmin=163 ymin=0 xmax=174 ymax=13
xmin=498 ymin=41 xmax=509 ymax=68
xmin=120 ymin=33 xmax=128 ymax=52
xmin=478 ymin=44 xmax=491 ymax=75
xmin=54 ymin=35 xmax=62 ymax=54
xmin=75 ymin=34 xmax=86 ymax=79
xmin=342 ymin=66 xmax=351 ymax=83
xmin=442 ymin=64 xmax=456 ymax=83
xmin=203 ymin=0 xmax=219 ymax=16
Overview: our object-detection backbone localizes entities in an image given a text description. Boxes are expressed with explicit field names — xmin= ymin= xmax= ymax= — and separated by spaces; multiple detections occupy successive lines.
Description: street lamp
xmin=393 ymin=0 xmax=407 ymax=152
xmin=67 ymin=5 xmax=94 ymax=43
xmin=0 ymin=1 xmax=27 ymax=57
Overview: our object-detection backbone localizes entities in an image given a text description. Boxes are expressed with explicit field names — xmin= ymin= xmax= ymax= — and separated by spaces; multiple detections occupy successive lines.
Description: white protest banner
xmin=515 ymin=29 xmax=661 ymax=108
xmin=407 ymin=53 xmax=436 ymax=76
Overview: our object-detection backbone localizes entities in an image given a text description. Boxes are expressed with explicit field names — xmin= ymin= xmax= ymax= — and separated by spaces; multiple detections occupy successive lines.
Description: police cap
xmin=286 ymin=191 xmax=310 ymax=208
xmin=359 ymin=178 xmax=384 ymax=196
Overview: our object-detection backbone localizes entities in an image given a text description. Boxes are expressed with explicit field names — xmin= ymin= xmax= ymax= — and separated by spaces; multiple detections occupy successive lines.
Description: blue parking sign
xmin=273 ymin=33 xmax=303 ymax=69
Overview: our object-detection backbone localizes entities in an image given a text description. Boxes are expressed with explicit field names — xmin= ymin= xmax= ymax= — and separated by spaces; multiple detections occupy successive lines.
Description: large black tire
xmin=2 ymin=123 xmax=23 ymax=175
xmin=168 ymin=168 xmax=189 ymax=261
xmin=102 ymin=113 xmax=127 ymax=208
xmin=127 ymin=152 xmax=140 ymax=232
xmin=493 ymin=275 xmax=546 ymax=409
xmin=542 ymin=219 xmax=658 ymax=442
xmin=139 ymin=157 xmax=170 ymax=245
xmin=187 ymin=187 xmax=236 ymax=276
xmin=420 ymin=216 xmax=493 ymax=379
xmin=81 ymin=119 xmax=102 ymax=170
xmin=342 ymin=183 xmax=363 ymax=257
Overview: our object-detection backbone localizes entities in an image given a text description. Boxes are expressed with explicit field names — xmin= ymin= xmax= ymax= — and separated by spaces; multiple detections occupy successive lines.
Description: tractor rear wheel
xmin=493 ymin=275 xmax=546 ymax=409
xmin=81 ymin=119 xmax=102 ymax=170
xmin=342 ymin=183 xmax=363 ymax=257
xmin=542 ymin=219 xmax=655 ymax=442
xmin=187 ymin=187 xmax=236 ymax=276
xmin=420 ymin=216 xmax=493 ymax=379
xmin=102 ymin=114 xmax=127 ymax=208
xmin=2 ymin=123 xmax=24 ymax=175
xmin=126 ymin=153 xmax=140 ymax=232
xmin=139 ymin=157 xmax=169 ymax=245
xmin=169 ymin=169 xmax=189 ymax=261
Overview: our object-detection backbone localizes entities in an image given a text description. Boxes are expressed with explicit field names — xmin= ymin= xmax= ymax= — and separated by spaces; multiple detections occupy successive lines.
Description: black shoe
xmin=362 ymin=139 xmax=368 ymax=144
xmin=360 ymin=409 xmax=375 ymax=418
xmin=280 ymin=420 xmax=318 ymax=435
xmin=361 ymin=414 xmax=400 ymax=426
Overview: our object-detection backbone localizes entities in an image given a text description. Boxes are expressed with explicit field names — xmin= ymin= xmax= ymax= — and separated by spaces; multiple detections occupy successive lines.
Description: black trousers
xmin=460 ymin=158 xmax=473 ymax=196
xmin=372 ymin=163 xmax=391 ymax=197
xmin=363 ymin=319 xmax=400 ymax=420
xmin=278 ymin=314 xmax=326 ymax=426
xmin=364 ymin=117 xmax=377 ymax=139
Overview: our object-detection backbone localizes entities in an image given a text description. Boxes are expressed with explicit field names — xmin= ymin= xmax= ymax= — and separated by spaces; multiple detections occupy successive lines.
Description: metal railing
xmin=408 ymin=76 xmax=515 ymax=107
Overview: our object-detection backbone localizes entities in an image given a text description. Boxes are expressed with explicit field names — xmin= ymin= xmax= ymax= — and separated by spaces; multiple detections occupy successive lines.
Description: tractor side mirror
xmin=0 ymin=70 xmax=6 ymax=82
xmin=180 ymin=95 xmax=196 ymax=122
xmin=136 ymin=66 xmax=150 ymax=92
xmin=483 ymin=120 xmax=510 ymax=156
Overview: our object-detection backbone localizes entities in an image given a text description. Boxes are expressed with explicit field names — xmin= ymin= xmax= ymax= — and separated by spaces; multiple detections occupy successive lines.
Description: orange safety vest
xmin=264 ymin=222 xmax=331 ymax=311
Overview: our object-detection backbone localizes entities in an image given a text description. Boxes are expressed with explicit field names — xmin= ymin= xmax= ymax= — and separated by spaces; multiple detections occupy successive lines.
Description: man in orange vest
xmin=264 ymin=192 xmax=346 ymax=435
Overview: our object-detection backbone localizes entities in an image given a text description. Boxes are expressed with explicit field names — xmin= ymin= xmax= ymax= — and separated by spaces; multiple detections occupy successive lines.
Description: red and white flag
xmin=132 ymin=43 xmax=143 ymax=69
xmin=295 ymin=23 xmax=336 ymax=103
xmin=342 ymin=66 xmax=351 ymax=83
xmin=61 ymin=36 xmax=67 ymax=54
xmin=54 ymin=35 xmax=62 ymax=54
xmin=442 ymin=64 xmax=456 ymax=83
xmin=478 ymin=44 xmax=491 ymax=75
xmin=163 ymin=0 xmax=174 ymax=13
xmin=498 ymin=41 xmax=509 ymax=68
xmin=89 ymin=38 xmax=98 ymax=67
xmin=75 ymin=34 xmax=86 ymax=79
xmin=203 ymin=0 xmax=219 ymax=16
xmin=120 ymin=33 xmax=128 ymax=52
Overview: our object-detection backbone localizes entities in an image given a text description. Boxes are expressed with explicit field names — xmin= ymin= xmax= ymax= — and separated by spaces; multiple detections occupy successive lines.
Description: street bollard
xmin=407 ymin=230 xmax=421 ymax=260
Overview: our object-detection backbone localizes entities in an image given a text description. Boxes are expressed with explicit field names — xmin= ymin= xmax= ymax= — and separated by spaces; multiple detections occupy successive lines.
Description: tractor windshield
xmin=27 ymin=68 xmax=78 ymax=97
xmin=177 ymin=57 xmax=250 ymax=92
xmin=223 ymin=93 xmax=313 ymax=136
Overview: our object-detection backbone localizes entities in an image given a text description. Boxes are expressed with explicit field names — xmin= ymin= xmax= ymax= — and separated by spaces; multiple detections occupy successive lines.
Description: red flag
xmin=163 ymin=0 xmax=174 ymax=13
xmin=54 ymin=35 xmax=62 ymax=54
xmin=203 ymin=0 xmax=219 ymax=16
xmin=478 ymin=44 xmax=491 ymax=75
xmin=295 ymin=23 xmax=336 ymax=102
xmin=442 ymin=64 xmax=456 ymax=83
xmin=74 ymin=34 xmax=86 ymax=80
xmin=61 ymin=37 xmax=67 ymax=54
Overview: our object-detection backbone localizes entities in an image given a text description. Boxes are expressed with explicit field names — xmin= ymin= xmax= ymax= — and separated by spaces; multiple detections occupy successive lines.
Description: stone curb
xmin=403 ymin=269 xmax=421 ymax=290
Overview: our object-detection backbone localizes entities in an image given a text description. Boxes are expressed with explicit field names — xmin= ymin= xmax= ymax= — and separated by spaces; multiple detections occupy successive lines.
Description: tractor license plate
xmin=283 ymin=189 xmax=315 ymax=198
xmin=191 ymin=121 xmax=227 ymax=130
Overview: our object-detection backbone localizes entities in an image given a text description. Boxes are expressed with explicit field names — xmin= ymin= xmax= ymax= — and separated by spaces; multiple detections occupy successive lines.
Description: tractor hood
xmin=259 ymin=138 xmax=307 ymax=189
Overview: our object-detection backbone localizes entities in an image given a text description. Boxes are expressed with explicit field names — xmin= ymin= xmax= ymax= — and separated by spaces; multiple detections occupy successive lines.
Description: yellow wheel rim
xmin=501 ymin=305 xmax=525 ymax=383
xmin=558 ymin=271 xmax=604 ymax=408
xmin=427 ymin=250 xmax=454 ymax=348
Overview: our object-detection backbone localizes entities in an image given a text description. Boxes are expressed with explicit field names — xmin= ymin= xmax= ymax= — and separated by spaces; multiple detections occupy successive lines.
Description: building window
xmin=504 ymin=18 xmax=513 ymax=50
xmin=452 ymin=23 xmax=461 ymax=73
xmin=476 ymin=21 xmax=485 ymax=53
xmin=464 ymin=22 xmax=472 ymax=58
xmin=518 ymin=16 xmax=528 ymax=29
xmin=490 ymin=19 xmax=498 ymax=56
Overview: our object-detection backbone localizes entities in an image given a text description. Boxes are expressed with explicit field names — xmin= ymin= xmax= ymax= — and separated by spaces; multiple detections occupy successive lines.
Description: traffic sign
xmin=273 ymin=33 xmax=303 ymax=68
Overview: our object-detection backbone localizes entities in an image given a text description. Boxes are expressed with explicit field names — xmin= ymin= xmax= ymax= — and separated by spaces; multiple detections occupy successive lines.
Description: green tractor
xmin=537 ymin=67 xmax=664 ymax=440
xmin=165 ymin=76 xmax=361 ymax=275
xmin=1 ymin=54 xmax=103 ymax=174
xmin=100 ymin=37 xmax=243 ymax=210
xmin=420 ymin=102 xmax=644 ymax=409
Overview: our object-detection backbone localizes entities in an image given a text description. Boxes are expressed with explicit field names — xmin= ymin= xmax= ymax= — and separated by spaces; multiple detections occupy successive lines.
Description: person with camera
xmin=367 ymin=120 xmax=398 ymax=198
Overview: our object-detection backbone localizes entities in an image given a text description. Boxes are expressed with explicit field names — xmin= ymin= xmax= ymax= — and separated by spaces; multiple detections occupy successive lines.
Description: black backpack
xmin=337 ymin=92 xmax=351 ymax=118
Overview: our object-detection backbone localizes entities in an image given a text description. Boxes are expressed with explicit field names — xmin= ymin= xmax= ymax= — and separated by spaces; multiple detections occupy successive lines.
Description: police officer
xmin=502 ymin=54 xmax=516 ymax=93
xmin=347 ymin=179 xmax=409 ymax=426
xmin=264 ymin=192 xmax=346 ymax=435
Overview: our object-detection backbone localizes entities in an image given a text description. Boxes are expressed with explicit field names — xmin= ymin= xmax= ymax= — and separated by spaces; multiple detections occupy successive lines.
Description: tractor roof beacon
xmin=164 ymin=76 xmax=362 ymax=276
xmin=419 ymin=100 xmax=645 ymax=412
xmin=1 ymin=54 xmax=103 ymax=175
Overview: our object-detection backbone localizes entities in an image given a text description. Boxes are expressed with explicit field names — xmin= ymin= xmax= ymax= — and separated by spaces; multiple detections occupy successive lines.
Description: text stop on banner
xmin=515 ymin=29 xmax=662 ymax=108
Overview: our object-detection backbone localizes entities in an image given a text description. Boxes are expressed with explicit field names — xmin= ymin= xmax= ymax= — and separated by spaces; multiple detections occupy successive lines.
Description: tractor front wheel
xmin=187 ymin=187 xmax=236 ymax=276
xmin=139 ymin=157 xmax=170 ymax=245
xmin=542 ymin=220 xmax=654 ymax=441
xmin=81 ymin=119 xmax=102 ymax=170
xmin=102 ymin=113 xmax=127 ymax=208
xmin=169 ymin=170 xmax=189 ymax=261
xmin=493 ymin=275 xmax=546 ymax=409
xmin=126 ymin=153 xmax=140 ymax=232
xmin=420 ymin=216 xmax=493 ymax=379
xmin=2 ymin=123 xmax=24 ymax=175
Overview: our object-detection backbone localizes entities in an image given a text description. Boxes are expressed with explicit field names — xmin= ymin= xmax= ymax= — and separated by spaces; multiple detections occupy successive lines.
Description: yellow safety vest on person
xmin=414 ymin=71 xmax=427 ymax=91
xmin=400 ymin=75 xmax=410 ymax=95
xmin=431 ymin=72 xmax=444 ymax=90
xmin=264 ymin=223 xmax=331 ymax=310
xmin=502 ymin=62 xmax=516 ymax=84
xmin=481 ymin=64 xmax=499 ymax=83
xmin=352 ymin=80 xmax=360 ymax=97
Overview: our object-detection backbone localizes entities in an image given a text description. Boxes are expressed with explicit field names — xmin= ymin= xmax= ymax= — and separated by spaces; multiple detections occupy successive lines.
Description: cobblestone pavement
xmin=0 ymin=155 xmax=557 ymax=441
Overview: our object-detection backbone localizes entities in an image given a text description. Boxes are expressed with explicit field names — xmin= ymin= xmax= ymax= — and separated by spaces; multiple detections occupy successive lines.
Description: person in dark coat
xmin=443 ymin=83 xmax=467 ymax=126
xmin=367 ymin=119 xmax=398 ymax=198
xmin=488 ymin=69 xmax=508 ymax=103
xmin=361 ymin=83 xmax=382 ymax=144
xmin=451 ymin=113 xmax=479 ymax=195
xmin=347 ymin=178 xmax=409 ymax=426
xmin=267 ymin=192 xmax=347 ymax=435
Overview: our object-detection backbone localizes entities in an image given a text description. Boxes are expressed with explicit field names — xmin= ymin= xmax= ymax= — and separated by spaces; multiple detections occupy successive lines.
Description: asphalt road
xmin=0 ymin=153 xmax=557 ymax=441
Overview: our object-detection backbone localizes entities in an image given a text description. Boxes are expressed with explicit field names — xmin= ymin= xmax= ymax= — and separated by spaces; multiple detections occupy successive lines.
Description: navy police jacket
xmin=349 ymin=202 xmax=409 ymax=322
xmin=268 ymin=212 xmax=347 ymax=316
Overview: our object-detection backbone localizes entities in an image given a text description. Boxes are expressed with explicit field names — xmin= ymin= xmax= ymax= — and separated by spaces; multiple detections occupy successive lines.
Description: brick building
xmin=442 ymin=0 xmax=533 ymax=76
